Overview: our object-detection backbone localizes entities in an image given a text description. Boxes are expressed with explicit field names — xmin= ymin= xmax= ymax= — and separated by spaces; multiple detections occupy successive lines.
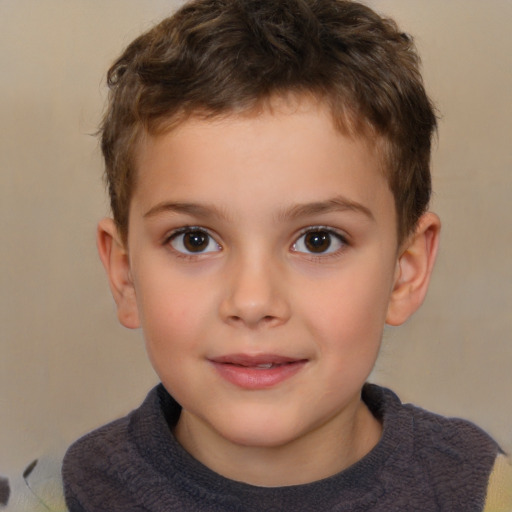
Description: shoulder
xmin=364 ymin=384 xmax=503 ymax=510
xmin=62 ymin=414 xmax=131 ymax=478
xmin=365 ymin=384 xmax=500 ymax=464
xmin=63 ymin=384 xmax=170 ymax=475
xmin=404 ymin=400 xmax=500 ymax=464
xmin=61 ymin=411 xmax=135 ymax=510
xmin=62 ymin=385 xmax=176 ymax=511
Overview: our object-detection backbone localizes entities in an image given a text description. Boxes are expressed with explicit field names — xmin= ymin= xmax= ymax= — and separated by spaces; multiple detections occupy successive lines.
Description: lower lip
xmin=211 ymin=360 xmax=307 ymax=390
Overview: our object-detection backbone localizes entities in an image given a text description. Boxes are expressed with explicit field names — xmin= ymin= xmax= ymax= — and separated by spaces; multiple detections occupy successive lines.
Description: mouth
xmin=209 ymin=354 xmax=308 ymax=389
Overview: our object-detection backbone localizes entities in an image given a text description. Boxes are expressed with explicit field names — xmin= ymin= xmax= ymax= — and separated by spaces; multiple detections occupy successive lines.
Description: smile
xmin=209 ymin=354 xmax=308 ymax=390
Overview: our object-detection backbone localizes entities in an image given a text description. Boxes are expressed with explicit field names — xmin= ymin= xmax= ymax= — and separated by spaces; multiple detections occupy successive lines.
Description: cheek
xmin=138 ymin=282 xmax=210 ymax=393
xmin=134 ymin=269 xmax=216 ymax=353
xmin=300 ymin=262 xmax=394 ymax=349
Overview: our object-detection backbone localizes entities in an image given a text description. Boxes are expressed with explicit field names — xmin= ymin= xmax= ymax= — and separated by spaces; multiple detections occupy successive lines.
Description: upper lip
xmin=209 ymin=354 xmax=307 ymax=366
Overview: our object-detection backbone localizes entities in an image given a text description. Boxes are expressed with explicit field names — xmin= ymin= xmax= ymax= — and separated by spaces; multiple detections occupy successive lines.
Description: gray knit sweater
xmin=62 ymin=384 xmax=500 ymax=511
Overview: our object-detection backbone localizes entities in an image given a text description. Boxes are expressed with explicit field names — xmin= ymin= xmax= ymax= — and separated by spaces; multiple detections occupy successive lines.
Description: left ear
xmin=386 ymin=212 xmax=441 ymax=326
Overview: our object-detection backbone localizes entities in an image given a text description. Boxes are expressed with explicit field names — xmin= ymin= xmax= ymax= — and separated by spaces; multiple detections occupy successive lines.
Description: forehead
xmin=132 ymin=96 xmax=393 ymax=224
xmin=137 ymin=93 xmax=386 ymax=167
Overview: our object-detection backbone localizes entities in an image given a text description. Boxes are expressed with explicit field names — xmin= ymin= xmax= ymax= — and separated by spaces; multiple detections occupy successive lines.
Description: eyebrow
xmin=143 ymin=201 xmax=229 ymax=220
xmin=278 ymin=196 xmax=375 ymax=222
xmin=143 ymin=195 xmax=374 ymax=222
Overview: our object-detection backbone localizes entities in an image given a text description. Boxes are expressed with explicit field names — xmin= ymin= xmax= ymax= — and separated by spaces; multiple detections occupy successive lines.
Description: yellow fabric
xmin=484 ymin=454 xmax=512 ymax=512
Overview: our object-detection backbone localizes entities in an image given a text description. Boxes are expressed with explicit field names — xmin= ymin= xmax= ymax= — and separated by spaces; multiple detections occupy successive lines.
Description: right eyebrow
xmin=143 ymin=201 xmax=229 ymax=221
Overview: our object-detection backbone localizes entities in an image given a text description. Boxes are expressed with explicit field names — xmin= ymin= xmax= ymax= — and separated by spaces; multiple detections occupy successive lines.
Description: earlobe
xmin=386 ymin=212 xmax=441 ymax=326
xmin=97 ymin=218 xmax=140 ymax=329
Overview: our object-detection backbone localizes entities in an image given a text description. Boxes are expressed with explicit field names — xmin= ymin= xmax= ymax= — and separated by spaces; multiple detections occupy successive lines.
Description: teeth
xmin=256 ymin=363 xmax=273 ymax=369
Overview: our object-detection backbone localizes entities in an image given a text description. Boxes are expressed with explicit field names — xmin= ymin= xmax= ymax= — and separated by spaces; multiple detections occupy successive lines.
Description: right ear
xmin=97 ymin=218 xmax=140 ymax=329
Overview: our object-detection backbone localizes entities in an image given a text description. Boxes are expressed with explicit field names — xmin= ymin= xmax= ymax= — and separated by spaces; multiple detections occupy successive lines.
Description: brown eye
xmin=304 ymin=231 xmax=331 ymax=253
xmin=292 ymin=228 xmax=346 ymax=255
xmin=184 ymin=230 xmax=209 ymax=252
xmin=170 ymin=228 xmax=221 ymax=254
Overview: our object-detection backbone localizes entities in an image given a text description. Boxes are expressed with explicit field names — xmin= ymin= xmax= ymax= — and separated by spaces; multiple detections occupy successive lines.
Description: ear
xmin=97 ymin=218 xmax=140 ymax=329
xmin=386 ymin=212 xmax=441 ymax=326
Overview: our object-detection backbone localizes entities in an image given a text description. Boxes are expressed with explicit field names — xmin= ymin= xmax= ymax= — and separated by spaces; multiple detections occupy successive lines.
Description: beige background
xmin=1 ymin=0 xmax=511 ymax=476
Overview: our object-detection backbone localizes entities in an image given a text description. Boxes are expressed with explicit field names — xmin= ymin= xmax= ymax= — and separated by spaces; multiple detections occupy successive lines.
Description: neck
xmin=174 ymin=399 xmax=382 ymax=487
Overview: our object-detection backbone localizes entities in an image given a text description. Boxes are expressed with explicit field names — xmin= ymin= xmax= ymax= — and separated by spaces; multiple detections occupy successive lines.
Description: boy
xmin=62 ymin=0 xmax=511 ymax=510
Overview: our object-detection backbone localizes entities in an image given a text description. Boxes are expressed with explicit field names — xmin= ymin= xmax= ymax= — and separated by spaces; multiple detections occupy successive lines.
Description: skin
xmin=98 ymin=95 xmax=440 ymax=487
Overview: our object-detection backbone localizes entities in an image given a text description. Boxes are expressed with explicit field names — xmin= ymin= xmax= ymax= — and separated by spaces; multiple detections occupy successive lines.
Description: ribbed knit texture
xmin=62 ymin=384 xmax=499 ymax=511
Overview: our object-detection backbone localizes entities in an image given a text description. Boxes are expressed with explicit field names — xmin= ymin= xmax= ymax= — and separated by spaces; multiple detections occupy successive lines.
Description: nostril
xmin=219 ymin=277 xmax=291 ymax=327
xmin=226 ymin=313 xmax=279 ymax=328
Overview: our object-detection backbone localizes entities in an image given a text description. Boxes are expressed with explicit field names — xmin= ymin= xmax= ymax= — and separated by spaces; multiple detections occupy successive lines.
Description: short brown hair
xmin=101 ymin=0 xmax=436 ymax=244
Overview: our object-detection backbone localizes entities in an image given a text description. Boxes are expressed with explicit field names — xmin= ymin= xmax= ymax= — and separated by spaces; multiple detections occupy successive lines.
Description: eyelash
xmin=164 ymin=226 xmax=349 ymax=260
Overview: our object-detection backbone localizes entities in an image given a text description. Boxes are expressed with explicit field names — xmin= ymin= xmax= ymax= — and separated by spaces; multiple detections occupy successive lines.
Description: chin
xmin=214 ymin=410 xmax=306 ymax=449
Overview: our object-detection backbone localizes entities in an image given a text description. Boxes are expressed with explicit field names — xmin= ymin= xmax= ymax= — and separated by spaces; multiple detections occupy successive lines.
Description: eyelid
xmin=297 ymin=225 xmax=348 ymax=236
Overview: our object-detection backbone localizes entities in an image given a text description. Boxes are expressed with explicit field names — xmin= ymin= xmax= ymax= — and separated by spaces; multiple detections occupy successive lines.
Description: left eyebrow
xmin=277 ymin=195 xmax=375 ymax=222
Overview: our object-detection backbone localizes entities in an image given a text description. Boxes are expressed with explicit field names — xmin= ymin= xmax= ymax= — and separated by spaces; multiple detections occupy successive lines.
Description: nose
xmin=219 ymin=252 xmax=291 ymax=329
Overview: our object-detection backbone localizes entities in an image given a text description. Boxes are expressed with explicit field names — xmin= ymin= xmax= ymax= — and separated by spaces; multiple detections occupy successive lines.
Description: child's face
xmin=109 ymin=96 xmax=419 ymax=475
